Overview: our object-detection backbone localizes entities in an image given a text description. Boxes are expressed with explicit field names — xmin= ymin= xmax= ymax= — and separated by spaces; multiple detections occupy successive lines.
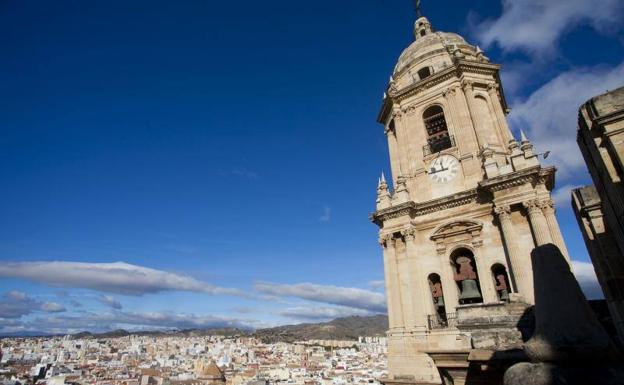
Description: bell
xmin=459 ymin=279 xmax=482 ymax=302
xmin=499 ymin=288 xmax=510 ymax=302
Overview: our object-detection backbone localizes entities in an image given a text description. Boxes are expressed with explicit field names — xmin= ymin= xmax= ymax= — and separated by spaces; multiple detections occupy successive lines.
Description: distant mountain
xmin=253 ymin=315 xmax=389 ymax=343
xmin=1 ymin=315 xmax=389 ymax=341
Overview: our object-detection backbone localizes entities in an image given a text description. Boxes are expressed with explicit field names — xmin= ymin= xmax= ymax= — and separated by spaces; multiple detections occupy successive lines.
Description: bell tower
xmin=372 ymin=13 xmax=571 ymax=385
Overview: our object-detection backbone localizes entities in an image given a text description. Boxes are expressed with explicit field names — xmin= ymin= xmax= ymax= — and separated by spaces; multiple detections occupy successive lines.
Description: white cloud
xmin=278 ymin=305 xmax=372 ymax=321
xmin=551 ymin=184 xmax=584 ymax=209
xmin=0 ymin=310 xmax=265 ymax=335
xmin=98 ymin=295 xmax=122 ymax=310
xmin=508 ymin=62 xmax=624 ymax=180
xmin=0 ymin=291 xmax=66 ymax=318
xmin=0 ymin=261 xmax=248 ymax=298
xmin=367 ymin=280 xmax=385 ymax=290
xmin=473 ymin=0 xmax=624 ymax=54
xmin=571 ymin=260 xmax=604 ymax=300
xmin=319 ymin=206 xmax=331 ymax=222
xmin=254 ymin=282 xmax=386 ymax=312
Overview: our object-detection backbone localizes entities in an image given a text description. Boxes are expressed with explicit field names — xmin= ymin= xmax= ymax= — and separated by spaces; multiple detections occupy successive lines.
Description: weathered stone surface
xmin=524 ymin=244 xmax=613 ymax=363
xmin=504 ymin=363 xmax=565 ymax=385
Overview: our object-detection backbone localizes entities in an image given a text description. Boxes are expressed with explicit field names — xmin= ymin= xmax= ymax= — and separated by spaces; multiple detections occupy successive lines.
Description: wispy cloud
xmin=0 ymin=291 xmax=65 ymax=319
xmin=507 ymin=62 xmax=624 ymax=180
xmin=0 ymin=310 xmax=266 ymax=335
xmin=98 ymin=295 xmax=122 ymax=310
xmin=368 ymin=280 xmax=385 ymax=290
xmin=571 ymin=260 xmax=604 ymax=300
xmin=254 ymin=282 xmax=386 ymax=312
xmin=319 ymin=206 xmax=331 ymax=222
xmin=278 ymin=305 xmax=372 ymax=322
xmin=472 ymin=0 xmax=624 ymax=54
xmin=0 ymin=261 xmax=249 ymax=298
xmin=551 ymin=184 xmax=585 ymax=209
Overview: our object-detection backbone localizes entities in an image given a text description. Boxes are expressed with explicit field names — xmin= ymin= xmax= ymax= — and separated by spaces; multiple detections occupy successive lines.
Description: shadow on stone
xmin=504 ymin=243 xmax=624 ymax=385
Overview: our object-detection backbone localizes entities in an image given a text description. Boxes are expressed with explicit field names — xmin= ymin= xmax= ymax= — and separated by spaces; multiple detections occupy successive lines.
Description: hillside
xmin=253 ymin=315 xmax=388 ymax=343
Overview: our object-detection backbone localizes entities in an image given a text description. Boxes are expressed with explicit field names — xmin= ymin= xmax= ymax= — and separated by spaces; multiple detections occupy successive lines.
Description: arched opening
xmin=428 ymin=273 xmax=446 ymax=320
xmin=492 ymin=263 xmax=511 ymax=302
xmin=423 ymin=105 xmax=452 ymax=154
xmin=451 ymin=248 xmax=483 ymax=304
xmin=417 ymin=66 xmax=432 ymax=80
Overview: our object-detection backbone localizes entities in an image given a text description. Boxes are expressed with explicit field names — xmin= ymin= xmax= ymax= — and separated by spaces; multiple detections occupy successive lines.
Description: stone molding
xmin=430 ymin=219 xmax=484 ymax=254
xmin=478 ymin=165 xmax=555 ymax=193
xmin=379 ymin=60 xmax=502 ymax=121
xmin=370 ymin=190 xmax=480 ymax=226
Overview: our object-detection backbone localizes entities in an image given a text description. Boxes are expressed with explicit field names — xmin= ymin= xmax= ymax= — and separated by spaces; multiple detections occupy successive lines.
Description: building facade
xmin=572 ymin=86 xmax=624 ymax=344
xmin=371 ymin=15 xmax=569 ymax=385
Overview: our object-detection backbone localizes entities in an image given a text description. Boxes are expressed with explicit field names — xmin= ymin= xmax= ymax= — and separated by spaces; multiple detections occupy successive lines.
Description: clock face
xmin=428 ymin=155 xmax=460 ymax=183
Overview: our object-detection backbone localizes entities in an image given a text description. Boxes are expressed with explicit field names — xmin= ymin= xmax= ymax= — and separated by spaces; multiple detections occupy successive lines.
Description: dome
xmin=391 ymin=17 xmax=480 ymax=77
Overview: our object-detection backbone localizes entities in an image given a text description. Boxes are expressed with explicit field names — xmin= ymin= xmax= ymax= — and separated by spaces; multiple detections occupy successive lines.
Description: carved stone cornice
xmin=370 ymin=189 xmax=479 ymax=226
xmin=478 ymin=165 xmax=543 ymax=193
xmin=370 ymin=201 xmax=416 ymax=226
xmin=377 ymin=60 xmax=502 ymax=123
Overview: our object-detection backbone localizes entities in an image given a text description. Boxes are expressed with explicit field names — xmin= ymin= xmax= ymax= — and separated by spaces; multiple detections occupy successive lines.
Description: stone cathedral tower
xmin=371 ymin=15 xmax=570 ymax=385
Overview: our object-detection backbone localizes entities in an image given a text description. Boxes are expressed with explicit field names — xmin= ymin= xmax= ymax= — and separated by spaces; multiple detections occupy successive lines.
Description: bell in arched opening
xmin=492 ymin=264 xmax=511 ymax=302
xmin=452 ymin=249 xmax=483 ymax=304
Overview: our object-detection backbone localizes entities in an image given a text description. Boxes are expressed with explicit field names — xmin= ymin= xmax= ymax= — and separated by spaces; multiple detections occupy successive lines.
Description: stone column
xmin=381 ymin=234 xmax=401 ymax=330
xmin=391 ymin=109 xmax=411 ymax=181
xmin=541 ymin=199 xmax=571 ymax=262
xmin=486 ymin=83 xmax=513 ymax=143
xmin=402 ymin=227 xmax=428 ymax=331
xmin=473 ymin=245 xmax=498 ymax=303
xmin=441 ymin=256 xmax=460 ymax=316
xmin=461 ymin=80 xmax=488 ymax=149
xmin=524 ymin=199 xmax=554 ymax=246
xmin=495 ymin=205 xmax=534 ymax=303
xmin=384 ymin=234 xmax=405 ymax=331
xmin=385 ymin=126 xmax=401 ymax=184
xmin=395 ymin=235 xmax=416 ymax=329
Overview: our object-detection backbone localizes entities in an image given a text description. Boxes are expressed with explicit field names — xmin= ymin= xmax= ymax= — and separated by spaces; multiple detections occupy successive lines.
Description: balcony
xmin=423 ymin=135 xmax=455 ymax=157
xmin=427 ymin=312 xmax=457 ymax=329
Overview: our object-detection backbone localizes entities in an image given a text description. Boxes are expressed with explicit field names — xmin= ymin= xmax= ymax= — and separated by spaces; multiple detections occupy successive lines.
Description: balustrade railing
xmin=427 ymin=312 xmax=457 ymax=329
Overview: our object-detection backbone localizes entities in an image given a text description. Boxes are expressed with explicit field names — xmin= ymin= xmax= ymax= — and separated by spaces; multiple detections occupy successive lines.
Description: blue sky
xmin=1 ymin=0 xmax=623 ymax=334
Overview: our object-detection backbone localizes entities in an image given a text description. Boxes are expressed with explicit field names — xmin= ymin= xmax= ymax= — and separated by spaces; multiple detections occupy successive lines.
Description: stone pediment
xmin=430 ymin=219 xmax=483 ymax=254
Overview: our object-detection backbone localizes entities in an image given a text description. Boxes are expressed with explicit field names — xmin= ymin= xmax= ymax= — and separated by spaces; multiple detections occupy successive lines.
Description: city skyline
xmin=2 ymin=0 xmax=624 ymax=335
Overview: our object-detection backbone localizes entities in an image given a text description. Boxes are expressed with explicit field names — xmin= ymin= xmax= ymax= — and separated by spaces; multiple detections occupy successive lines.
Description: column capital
xmin=379 ymin=233 xmax=395 ymax=248
xmin=494 ymin=204 xmax=511 ymax=219
xmin=442 ymin=87 xmax=457 ymax=99
xmin=540 ymin=198 xmax=555 ymax=213
xmin=400 ymin=227 xmax=416 ymax=241
xmin=523 ymin=199 xmax=542 ymax=215
xmin=461 ymin=79 xmax=474 ymax=91
xmin=487 ymin=82 xmax=499 ymax=92
xmin=391 ymin=108 xmax=403 ymax=120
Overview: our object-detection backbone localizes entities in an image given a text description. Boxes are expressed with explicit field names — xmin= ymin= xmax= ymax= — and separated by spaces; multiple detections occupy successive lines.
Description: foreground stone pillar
xmin=495 ymin=205 xmax=533 ymax=303
xmin=505 ymin=244 xmax=624 ymax=385
xmin=524 ymin=200 xmax=553 ymax=246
